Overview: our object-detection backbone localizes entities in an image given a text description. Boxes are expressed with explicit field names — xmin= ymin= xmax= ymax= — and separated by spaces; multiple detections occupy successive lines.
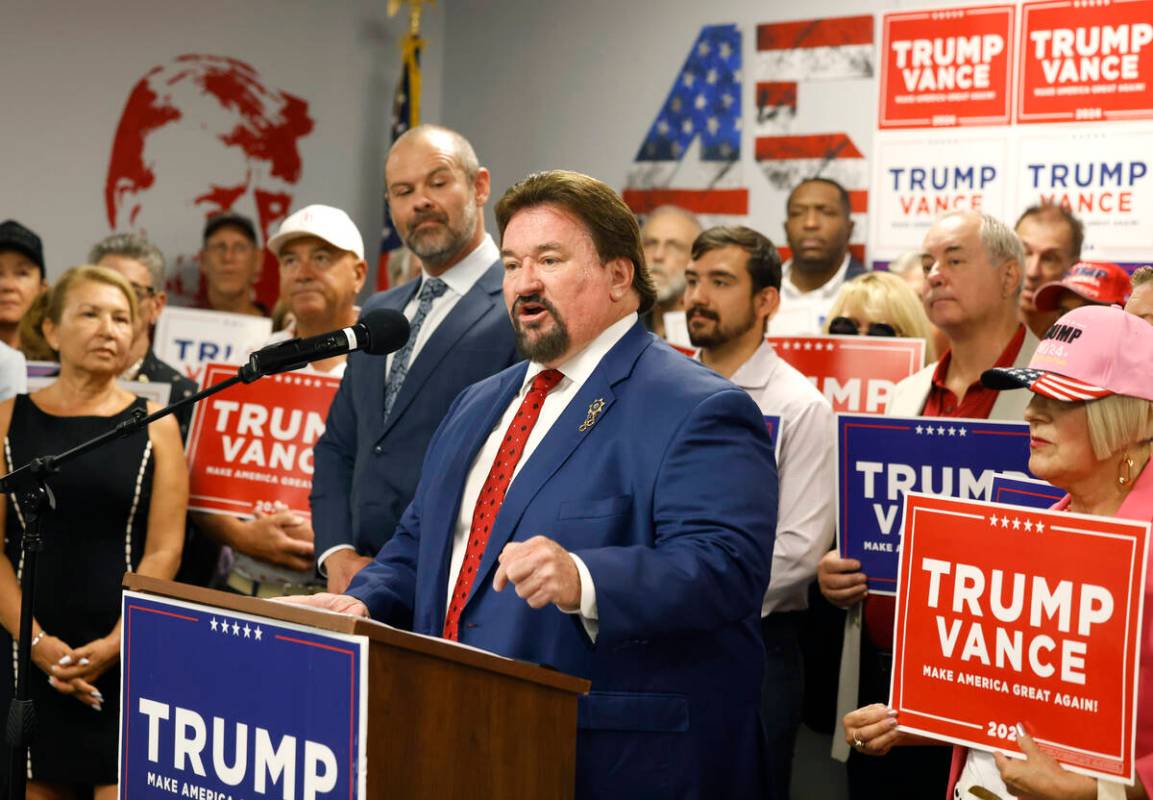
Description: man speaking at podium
xmin=291 ymin=170 xmax=778 ymax=798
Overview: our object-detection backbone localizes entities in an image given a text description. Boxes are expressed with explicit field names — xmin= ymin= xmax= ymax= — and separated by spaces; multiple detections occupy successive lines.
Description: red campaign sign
xmin=879 ymin=5 xmax=1015 ymax=128
xmin=768 ymin=335 xmax=925 ymax=414
xmin=1019 ymin=0 xmax=1153 ymax=123
xmin=186 ymin=363 xmax=341 ymax=518
xmin=891 ymin=492 xmax=1149 ymax=783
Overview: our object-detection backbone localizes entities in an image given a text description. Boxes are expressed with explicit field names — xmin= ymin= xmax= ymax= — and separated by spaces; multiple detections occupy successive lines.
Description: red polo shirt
xmin=864 ymin=324 xmax=1028 ymax=650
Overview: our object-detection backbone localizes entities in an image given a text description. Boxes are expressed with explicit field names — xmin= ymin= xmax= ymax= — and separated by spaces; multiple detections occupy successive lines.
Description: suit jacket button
xmin=373 ymin=445 xmax=383 ymax=455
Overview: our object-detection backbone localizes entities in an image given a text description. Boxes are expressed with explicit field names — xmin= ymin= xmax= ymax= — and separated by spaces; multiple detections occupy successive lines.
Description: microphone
xmin=239 ymin=309 xmax=410 ymax=382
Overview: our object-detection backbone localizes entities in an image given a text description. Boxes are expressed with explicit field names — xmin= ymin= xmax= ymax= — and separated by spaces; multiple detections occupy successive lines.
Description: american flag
xmin=377 ymin=31 xmax=422 ymax=291
xmin=753 ymin=15 xmax=874 ymax=264
xmin=623 ymin=24 xmax=748 ymax=224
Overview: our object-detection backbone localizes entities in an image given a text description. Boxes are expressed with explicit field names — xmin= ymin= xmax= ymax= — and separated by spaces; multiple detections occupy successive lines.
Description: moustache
xmin=686 ymin=306 xmax=719 ymax=322
xmin=512 ymin=294 xmax=560 ymax=319
xmin=408 ymin=211 xmax=448 ymax=230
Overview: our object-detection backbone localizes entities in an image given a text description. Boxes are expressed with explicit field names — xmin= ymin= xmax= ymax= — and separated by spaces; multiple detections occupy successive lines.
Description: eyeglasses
xmin=129 ymin=282 xmax=157 ymax=303
xmin=206 ymin=242 xmax=256 ymax=258
xmin=828 ymin=316 xmax=897 ymax=337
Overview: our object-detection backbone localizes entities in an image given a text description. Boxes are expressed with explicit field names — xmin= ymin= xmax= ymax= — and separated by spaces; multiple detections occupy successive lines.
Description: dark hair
xmin=495 ymin=170 xmax=656 ymax=314
xmin=203 ymin=213 xmax=258 ymax=245
xmin=1015 ymin=204 xmax=1084 ymax=260
xmin=691 ymin=225 xmax=782 ymax=293
xmin=787 ymin=177 xmax=852 ymax=217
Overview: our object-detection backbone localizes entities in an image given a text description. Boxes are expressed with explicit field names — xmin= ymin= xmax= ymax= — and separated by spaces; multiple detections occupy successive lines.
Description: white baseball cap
xmin=267 ymin=205 xmax=365 ymax=260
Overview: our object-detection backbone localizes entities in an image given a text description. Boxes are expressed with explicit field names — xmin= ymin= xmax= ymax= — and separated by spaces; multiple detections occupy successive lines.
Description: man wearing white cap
xmin=312 ymin=124 xmax=519 ymax=592
xmin=192 ymin=204 xmax=367 ymax=597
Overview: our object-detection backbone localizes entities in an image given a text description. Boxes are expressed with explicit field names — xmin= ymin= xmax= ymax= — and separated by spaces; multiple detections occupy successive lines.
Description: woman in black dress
xmin=0 ymin=265 xmax=187 ymax=799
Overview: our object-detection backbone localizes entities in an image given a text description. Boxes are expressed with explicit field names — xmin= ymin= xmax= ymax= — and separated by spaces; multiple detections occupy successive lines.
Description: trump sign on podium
xmin=769 ymin=336 xmax=925 ymax=414
xmin=186 ymin=363 xmax=341 ymax=519
xmin=890 ymin=493 xmax=1149 ymax=783
xmin=119 ymin=591 xmax=367 ymax=798
xmin=837 ymin=415 xmax=1032 ymax=593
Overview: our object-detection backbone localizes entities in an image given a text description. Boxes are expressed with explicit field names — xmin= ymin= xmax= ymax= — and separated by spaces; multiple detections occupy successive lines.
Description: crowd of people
xmin=0 ymin=122 xmax=1149 ymax=799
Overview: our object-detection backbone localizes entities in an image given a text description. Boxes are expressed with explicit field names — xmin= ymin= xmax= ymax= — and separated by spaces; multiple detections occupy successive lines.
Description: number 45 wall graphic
xmin=622 ymin=16 xmax=874 ymax=265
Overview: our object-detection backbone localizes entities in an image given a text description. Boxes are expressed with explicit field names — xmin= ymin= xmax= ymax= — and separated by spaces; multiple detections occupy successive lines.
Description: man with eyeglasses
xmin=191 ymin=204 xmax=367 ymax=598
xmin=684 ymin=224 xmax=834 ymax=799
xmin=198 ymin=213 xmax=268 ymax=317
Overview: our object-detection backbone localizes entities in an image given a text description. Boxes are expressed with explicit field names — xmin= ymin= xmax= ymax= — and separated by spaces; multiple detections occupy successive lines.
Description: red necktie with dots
xmin=442 ymin=368 xmax=565 ymax=640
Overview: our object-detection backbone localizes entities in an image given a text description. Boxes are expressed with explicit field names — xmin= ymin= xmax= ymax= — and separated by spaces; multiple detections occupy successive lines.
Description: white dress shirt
xmin=446 ymin=312 xmax=639 ymax=640
xmin=771 ymin=253 xmax=852 ymax=336
xmin=385 ymin=234 xmax=498 ymax=374
xmin=715 ymin=340 xmax=836 ymax=615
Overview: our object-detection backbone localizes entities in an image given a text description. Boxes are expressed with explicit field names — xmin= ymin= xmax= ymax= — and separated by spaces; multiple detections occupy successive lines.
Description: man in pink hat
xmin=1031 ymin=260 xmax=1132 ymax=318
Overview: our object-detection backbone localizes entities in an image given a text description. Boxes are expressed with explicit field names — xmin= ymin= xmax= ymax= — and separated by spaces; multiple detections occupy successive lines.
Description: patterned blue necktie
xmin=383 ymin=277 xmax=448 ymax=420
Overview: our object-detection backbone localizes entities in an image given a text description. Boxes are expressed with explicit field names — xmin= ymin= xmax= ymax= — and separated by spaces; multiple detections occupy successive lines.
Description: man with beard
xmin=773 ymin=178 xmax=867 ymax=335
xmin=684 ymin=225 xmax=834 ymax=799
xmin=1014 ymin=204 xmax=1082 ymax=338
xmin=288 ymin=170 xmax=778 ymax=797
xmin=639 ymin=205 xmax=701 ymax=339
xmin=311 ymin=125 xmax=518 ymax=592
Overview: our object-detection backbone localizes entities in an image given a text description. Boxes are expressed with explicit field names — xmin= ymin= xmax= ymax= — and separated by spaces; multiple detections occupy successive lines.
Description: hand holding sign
xmin=818 ymin=552 xmax=868 ymax=608
xmin=993 ymin=724 xmax=1099 ymax=800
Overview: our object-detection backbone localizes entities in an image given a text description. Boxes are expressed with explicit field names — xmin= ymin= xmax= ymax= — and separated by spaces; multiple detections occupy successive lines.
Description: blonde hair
xmin=825 ymin=271 xmax=937 ymax=362
xmin=46 ymin=265 xmax=138 ymax=327
xmin=1131 ymin=265 xmax=1153 ymax=290
xmin=1085 ymin=394 xmax=1153 ymax=460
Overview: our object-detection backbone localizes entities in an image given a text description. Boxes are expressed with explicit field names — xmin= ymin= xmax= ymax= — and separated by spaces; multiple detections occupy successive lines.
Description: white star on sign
xmin=803 ymin=342 xmax=812 ymax=350
xmin=682 ymin=73 xmax=695 ymax=88
xmin=958 ymin=428 xmax=968 ymax=436
xmin=1012 ymin=518 xmax=1021 ymax=530
xmin=232 ymin=622 xmax=240 ymax=636
xmin=948 ymin=427 xmax=957 ymax=436
xmin=720 ymin=41 xmax=732 ymax=59
xmin=1024 ymin=520 xmax=1033 ymax=532
xmin=254 ymin=627 xmax=263 ymax=642
xmin=937 ymin=426 xmax=946 ymax=435
xmin=243 ymin=624 xmax=251 ymax=639
xmin=1001 ymin=515 xmax=1010 ymax=528
xmin=915 ymin=425 xmax=924 ymax=434
xmin=1036 ymin=521 xmax=1045 ymax=533
xmin=695 ymin=94 xmax=707 ymax=110
xmin=706 ymin=68 xmax=718 ymax=84
xmin=219 ymin=620 xmax=230 ymax=636
xmin=925 ymin=426 xmax=934 ymax=435
xmin=698 ymin=41 xmax=711 ymax=57
xmin=210 ymin=618 xmax=218 ymax=632
xmin=989 ymin=515 xmax=999 ymax=527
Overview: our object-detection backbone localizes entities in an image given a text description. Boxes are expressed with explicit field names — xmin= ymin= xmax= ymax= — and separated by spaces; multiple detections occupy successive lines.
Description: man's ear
xmin=473 ymin=167 xmax=492 ymax=208
xmin=1003 ymin=258 xmax=1023 ymax=299
xmin=756 ymin=286 xmax=781 ymax=323
xmin=150 ymin=290 xmax=168 ymax=325
xmin=353 ymin=259 xmax=368 ymax=294
xmin=607 ymin=257 xmax=634 ymax=303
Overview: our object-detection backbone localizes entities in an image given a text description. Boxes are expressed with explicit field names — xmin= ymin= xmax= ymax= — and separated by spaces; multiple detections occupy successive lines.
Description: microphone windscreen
xmin=359 ymin=309 xmax=411 ymax=355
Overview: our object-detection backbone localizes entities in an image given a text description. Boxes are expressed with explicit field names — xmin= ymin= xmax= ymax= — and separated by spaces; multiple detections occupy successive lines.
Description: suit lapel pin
xmin=579 ymin=398 xmax=605 ymax=432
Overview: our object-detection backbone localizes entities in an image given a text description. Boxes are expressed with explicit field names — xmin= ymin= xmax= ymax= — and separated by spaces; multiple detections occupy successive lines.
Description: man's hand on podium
xmin=493 ymin=535 xmax=581 ymax=612
xmin=275 ymin=592 xmax=369 ymax=618
xmin=323 ymin=549 xmax=374 ymax=593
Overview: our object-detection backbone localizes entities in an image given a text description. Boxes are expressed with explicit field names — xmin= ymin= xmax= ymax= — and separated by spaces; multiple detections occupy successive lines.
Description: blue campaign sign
xmin=836 ymin=414 xmax=1032 ymax=595
xmin=763 ymin=415 xmax=782 ymax=459
xmin=991 ymin=472 xmax=1067 ymax=510
xmin=119 ymin=592 xmax=366 ymax=799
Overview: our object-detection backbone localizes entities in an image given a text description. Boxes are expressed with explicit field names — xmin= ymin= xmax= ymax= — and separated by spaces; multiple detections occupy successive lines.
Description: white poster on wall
xmin=153 ymin=307 xmax=271 ymax=385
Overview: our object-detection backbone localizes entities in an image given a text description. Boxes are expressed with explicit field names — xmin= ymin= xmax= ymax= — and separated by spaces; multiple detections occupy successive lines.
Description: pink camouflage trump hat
xmin=981 ymin=304 xmax=1153 ymax=402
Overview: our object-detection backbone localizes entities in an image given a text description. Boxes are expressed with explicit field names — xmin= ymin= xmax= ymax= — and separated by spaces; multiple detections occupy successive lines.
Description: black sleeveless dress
xmin=1 ymin=394 xmax=153 ymax=785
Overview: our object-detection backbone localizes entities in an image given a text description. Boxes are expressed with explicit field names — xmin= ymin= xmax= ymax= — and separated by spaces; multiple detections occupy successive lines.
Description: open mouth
xmin=517 ymin=300 xmax=550 ymax=326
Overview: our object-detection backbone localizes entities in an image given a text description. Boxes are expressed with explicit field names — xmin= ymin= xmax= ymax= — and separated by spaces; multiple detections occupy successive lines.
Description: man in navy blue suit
xmin=311 ymin=125 xmax=518 ymax=592
xmin=295 ymin=170 xmax=778 ymax=797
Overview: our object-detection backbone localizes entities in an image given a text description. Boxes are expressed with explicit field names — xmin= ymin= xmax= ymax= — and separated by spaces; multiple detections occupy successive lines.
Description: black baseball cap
xmin=203 ymin=213 xmax=258 ymax=245
xmin=0 ymin=220 xmax=44 ymax=274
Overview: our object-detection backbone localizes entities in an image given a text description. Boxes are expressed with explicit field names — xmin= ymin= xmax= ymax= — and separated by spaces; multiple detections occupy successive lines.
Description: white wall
xmin=0 ymin=0 xmax=445 ymax=294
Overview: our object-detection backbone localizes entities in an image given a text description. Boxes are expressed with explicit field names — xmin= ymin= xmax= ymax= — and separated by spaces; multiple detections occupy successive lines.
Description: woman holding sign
xmin=845 ymin=304 xmax=1153 ymax=799
xmin=0 ymin=266 xmax=187 ymax=798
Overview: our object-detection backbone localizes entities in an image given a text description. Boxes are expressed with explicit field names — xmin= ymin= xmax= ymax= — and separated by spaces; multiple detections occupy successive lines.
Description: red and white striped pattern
xmin=1032 ymin=372 xmax=1112 ymax=402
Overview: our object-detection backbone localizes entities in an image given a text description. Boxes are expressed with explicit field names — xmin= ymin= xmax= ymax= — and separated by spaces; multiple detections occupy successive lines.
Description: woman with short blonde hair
xmin=825 ymin=270 xmax=938 ymax=362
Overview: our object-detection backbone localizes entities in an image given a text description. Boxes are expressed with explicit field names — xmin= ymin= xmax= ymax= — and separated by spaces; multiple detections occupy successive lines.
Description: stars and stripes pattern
xmin=377 ymin=31 xmax=423 ymax=291
xmin=990 ymin=367 xmax=1113 ymax=402
xmin=623 ymin=24 xmax=748 ymax=226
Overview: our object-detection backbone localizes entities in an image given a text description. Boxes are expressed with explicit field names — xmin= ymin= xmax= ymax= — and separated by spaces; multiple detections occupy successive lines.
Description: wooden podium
xmin=122 ymin=575 xmax=589 ymax=799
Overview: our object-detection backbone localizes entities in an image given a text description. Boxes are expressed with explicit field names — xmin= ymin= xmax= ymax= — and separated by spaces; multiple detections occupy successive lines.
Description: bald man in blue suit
xmin=294 ymin=171 xmax=777 ymax=799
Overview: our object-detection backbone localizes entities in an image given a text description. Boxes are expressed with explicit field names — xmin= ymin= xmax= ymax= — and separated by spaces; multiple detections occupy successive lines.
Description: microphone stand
xmin=1 ymin=365 xmax=263 ymax=799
